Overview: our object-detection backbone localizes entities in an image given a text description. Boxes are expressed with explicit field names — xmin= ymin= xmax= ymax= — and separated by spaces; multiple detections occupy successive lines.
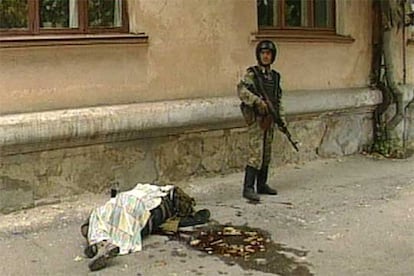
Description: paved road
xmin=1 ymin=154 xmax=414 ymax=275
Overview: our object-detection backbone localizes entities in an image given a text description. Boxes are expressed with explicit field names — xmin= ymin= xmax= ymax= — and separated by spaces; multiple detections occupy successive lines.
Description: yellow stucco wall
xmin=0 ymin=0 xmax=412 ymax=115
xmin=0 ymin=45 xmax=149 ymax=114
xmin=408 ymin=44 xmax=414 ymax=84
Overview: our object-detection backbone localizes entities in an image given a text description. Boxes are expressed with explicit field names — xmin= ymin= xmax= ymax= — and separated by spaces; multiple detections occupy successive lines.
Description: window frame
xmin=255 ymin=0 xmax=355 ymax=43
xmin=0 ymin=0 xmax=129 ymax=36
xmin=258 ymin=0 xmax=336 ymax=36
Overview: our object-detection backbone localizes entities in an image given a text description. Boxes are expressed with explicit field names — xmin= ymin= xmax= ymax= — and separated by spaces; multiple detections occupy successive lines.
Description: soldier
xmin=237 ymin=40 xmax=287 ymax=202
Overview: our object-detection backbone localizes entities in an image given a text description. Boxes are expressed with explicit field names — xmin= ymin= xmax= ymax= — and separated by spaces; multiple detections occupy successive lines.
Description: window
xmin=0 ymin=0 xmax=128 ymax=36
xmin=258 ymin=0 xmax=335 ymax=32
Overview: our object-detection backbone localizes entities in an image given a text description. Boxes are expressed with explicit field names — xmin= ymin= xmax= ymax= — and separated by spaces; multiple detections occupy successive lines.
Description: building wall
xmin=1 ymin=0 xmax=377 ymax=114
xmin=0 ymin=45 xmax=149 ymax=114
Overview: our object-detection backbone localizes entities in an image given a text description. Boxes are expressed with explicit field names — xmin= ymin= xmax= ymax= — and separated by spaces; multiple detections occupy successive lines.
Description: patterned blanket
xmin=88 ymin=183 xmax=174 ymax=255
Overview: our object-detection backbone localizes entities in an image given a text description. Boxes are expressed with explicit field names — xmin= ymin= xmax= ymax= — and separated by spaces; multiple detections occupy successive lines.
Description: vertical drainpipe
xmin=402 ymin=1 xmax=408 ymax=152
xmin=382 ymin=34 xmax=404 ymax=130
xmin=381 ymin=0 xmax=404 ymax=131
xmin=403 ymin=2 xmax=407 ymax=85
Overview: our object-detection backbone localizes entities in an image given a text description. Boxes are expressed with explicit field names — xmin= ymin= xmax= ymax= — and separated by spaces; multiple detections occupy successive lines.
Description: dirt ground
xmin=1 ymin=154 xmax=414 ymax=275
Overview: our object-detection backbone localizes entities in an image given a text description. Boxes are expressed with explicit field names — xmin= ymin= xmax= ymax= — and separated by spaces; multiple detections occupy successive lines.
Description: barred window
xmin=258 ymin=0 xmax=335 ymax=31
xmin=0 ymin=0 xmax=128 ymax=35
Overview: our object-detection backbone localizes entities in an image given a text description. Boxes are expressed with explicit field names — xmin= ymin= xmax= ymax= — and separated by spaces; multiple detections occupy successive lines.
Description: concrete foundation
xmin=2 ymin=87 xmax=414 ymax=214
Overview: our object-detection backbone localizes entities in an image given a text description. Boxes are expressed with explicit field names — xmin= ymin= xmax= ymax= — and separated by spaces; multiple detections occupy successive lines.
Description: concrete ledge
xmin=0 ymin=88 xmax=382 ymax=156
xmin=286 ymin=87 xmax=382 ymax=115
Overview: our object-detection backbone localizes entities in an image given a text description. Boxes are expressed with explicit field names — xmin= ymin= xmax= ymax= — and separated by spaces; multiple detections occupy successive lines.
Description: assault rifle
xmin=277 ymin=125 xmax=300 ymax=152
xmin=251 ymin=67 xmax=299 ymax=152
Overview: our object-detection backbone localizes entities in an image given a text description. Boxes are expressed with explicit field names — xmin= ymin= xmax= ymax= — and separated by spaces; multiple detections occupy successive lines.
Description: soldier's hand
xmin=256 ymin=100 xmax=268 ymax=115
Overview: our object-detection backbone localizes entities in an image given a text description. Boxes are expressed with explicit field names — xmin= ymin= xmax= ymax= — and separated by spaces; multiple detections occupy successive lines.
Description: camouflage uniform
xmin=238 ymin=67 xmax=285 ymax=169
xmin=237 ymin=40 xmax=286 ymax=201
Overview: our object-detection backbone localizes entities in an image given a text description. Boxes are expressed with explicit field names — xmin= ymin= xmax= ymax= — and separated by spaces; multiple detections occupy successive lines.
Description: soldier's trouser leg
xmin=257 ymin=165 xmax=277 ymax=195
xmin=243 ymin=122 xmax=264 ymax=201
xmin=243 ymin=165 xmax=260 ymax=201
xmin=256 ymin=128 xmax=277 ymax=195
xmin=246 ymin=122 xmax=264 ymax=170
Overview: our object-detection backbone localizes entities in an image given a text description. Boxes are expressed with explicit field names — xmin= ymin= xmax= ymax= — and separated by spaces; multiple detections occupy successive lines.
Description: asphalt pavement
xmin=1 ymin=153 xmax=414 ymax=276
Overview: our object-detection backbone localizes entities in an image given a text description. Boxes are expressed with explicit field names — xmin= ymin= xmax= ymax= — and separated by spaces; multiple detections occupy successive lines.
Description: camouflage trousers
xmin=246 ymin=120 xmax=275 ymax=170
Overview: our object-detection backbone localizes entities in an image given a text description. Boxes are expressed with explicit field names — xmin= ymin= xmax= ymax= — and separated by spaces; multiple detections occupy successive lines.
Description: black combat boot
xmin=257 ymin=166 xmax=277 ymax=195
xmin=243 ymin=166 xmax=260 ymax=202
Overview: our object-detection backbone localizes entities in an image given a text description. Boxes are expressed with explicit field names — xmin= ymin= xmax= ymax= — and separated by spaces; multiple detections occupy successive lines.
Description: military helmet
xmin=255 ymin=40 xmax=277 ymax=65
